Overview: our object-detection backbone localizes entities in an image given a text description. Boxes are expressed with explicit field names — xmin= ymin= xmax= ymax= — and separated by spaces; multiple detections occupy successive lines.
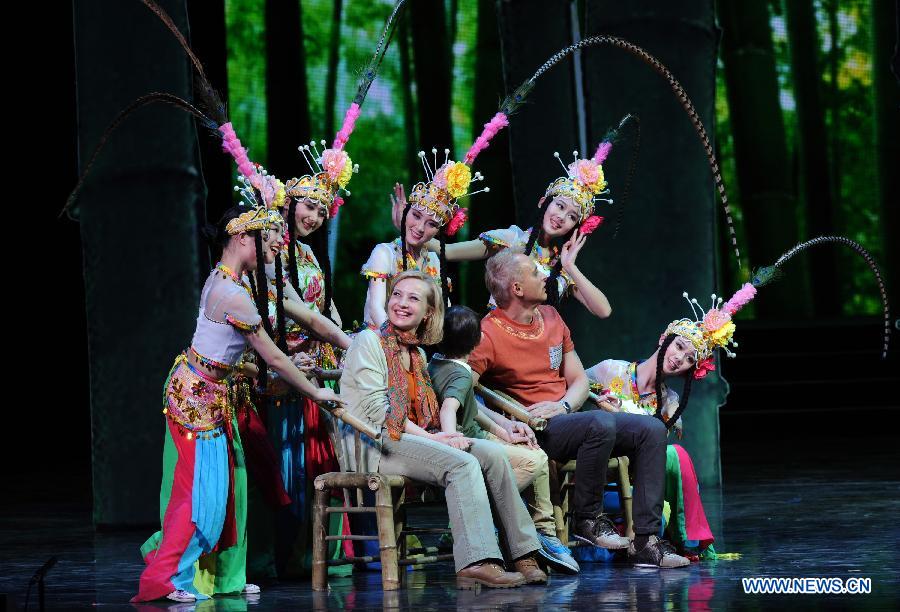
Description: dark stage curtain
xmin=72 ymin=0 xmax=204 ymax=525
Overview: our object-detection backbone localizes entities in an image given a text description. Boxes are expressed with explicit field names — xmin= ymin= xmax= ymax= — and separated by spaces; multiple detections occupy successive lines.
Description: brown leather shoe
xmin=513 ymin=556 xmax=548 ymax=584
xmin=456 ymin=561 xmax=525 ymax=589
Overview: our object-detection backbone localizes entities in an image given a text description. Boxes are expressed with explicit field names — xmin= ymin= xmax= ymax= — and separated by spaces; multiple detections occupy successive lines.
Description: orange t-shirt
xmin=468 ymin=305 xmax=575 ymax=407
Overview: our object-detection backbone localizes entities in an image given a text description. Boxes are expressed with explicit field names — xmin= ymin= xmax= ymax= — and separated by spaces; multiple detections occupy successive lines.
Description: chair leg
xmin=393 ymin=487 xmax=408 ymax=587
xmin=374 ymin=480 xmax=400 ymax=590
xmin=617 ymin=457 xmax=635 ymax=539
xmin=311 ymin=485 xmax=330 ymax=591
xmin=559 ymin=472 xmax=572 ymax=545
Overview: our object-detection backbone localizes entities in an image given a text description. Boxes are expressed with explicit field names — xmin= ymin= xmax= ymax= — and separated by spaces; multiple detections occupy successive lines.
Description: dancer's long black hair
xmin=285 ymin=197 xmax=337 ymax=327
xmin=523 ymin=197 xmax=578 ymax=307
xmin=245 ymin=232 xmax=275 ymax=391
xmin=399 ymin=202 xmax=450 ymax=306
xmin=200 ymin=206 xmax=244 ymax=252
xmin=653 ymin=334 xmax=695 ymax=429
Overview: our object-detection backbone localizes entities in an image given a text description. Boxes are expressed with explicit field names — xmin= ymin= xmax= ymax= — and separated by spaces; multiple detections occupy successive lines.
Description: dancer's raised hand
xmin=560 ymin=230 xmax=588 ymax=273
xmin=390 ymin=182 xmax=408 ymax=230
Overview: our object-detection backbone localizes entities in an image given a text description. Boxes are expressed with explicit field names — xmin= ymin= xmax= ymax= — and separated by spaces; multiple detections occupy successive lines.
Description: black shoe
xmin=627 ymin=535 xmax=690 ymax=568
xmin=570 ymin=514 xmax=630 ymax=550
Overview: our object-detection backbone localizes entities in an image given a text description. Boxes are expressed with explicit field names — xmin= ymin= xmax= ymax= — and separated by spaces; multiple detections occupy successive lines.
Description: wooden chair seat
xmin=310 ymin=394 xmax=452 ymax=592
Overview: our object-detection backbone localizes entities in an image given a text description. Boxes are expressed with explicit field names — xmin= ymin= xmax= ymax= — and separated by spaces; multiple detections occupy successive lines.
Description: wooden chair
xmin=310 ymin=387 xmax=453 ymax=592
xmin=475 ymin=386 xmax=634 ymax=545
xmin=553 ymin=457 xmax=634 ymax=545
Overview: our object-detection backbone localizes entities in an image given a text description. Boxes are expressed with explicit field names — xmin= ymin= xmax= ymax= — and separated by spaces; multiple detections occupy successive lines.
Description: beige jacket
xmin=336 ymin=327 xmax=427 ymax=473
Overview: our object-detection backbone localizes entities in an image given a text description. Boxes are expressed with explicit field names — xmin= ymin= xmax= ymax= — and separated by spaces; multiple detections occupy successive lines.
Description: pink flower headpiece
xmin=579 ymin=215 xmax=604 ymax=235
xmin=667 ymin=282 xmax=758 ymax=370
xmin=547 ymin=139 xmax=614 ymax=222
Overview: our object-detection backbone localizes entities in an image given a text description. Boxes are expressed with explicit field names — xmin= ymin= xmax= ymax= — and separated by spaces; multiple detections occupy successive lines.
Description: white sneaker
xmin=243 ymin=583 xmax=261 ymax=594
xmin=166 ymin=589 xmax=197 ymax=602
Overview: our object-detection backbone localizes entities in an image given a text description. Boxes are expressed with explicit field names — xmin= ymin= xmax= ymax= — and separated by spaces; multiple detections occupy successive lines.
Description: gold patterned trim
xmin=488 ymin=308 xmax=544 ymax=340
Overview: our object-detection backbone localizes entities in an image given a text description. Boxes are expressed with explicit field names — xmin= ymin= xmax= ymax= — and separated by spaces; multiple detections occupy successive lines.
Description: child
xmin=428 ymin=305 xmax=580 ymax=574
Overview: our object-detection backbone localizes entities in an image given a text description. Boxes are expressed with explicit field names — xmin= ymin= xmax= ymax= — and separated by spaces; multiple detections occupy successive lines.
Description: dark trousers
xmin=535 ymin=410 xmax=667 ymax=535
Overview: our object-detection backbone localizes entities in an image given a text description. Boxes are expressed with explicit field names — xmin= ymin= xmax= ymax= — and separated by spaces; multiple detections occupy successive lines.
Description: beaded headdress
xmin=407 ymin=113 xmax=509 ymax=236
xmin=664 ymin=283 xmax=757 ymax=379
xmin=287 ymin=134 xmax=359 ymax=219
xmin=211 ymin=112 xmax=288 ymax=234
xmin=539 ymin=115 xmax=638 ymax=235
xmin=408 ymin=149 xmax=488 ymax=235
xmin=546 ymin=148 xmax=611 ymax=225
xmin=223 ymin=163 xmax=286 ymax=235
xmin=225 ymin=204 xmax=284 ymax=236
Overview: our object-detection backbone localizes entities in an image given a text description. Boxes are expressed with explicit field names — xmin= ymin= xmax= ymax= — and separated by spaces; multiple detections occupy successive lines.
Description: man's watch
xmin=561 ymin=400 xmax=572 ymax=414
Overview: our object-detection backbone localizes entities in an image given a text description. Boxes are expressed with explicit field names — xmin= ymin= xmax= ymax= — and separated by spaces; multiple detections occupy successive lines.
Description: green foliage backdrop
xmin=223 ymin=0 xmax=890 ymax=321
xmin=715 ymin=0 xmax=885 ymax=316
xmin=224 ymin=0 xmax=480 ymax=321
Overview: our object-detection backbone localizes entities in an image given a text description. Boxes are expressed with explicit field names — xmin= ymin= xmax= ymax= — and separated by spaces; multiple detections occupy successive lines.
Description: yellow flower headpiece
xmin=665 ymin=284 xmax=758 ymax=371
xmin=545 ymin=150 xmax=611 ymax=222
xmin=407 ymin=149 xmax=490 ymax=236
xmin=288 ymin=140 xmax=358 ymax=218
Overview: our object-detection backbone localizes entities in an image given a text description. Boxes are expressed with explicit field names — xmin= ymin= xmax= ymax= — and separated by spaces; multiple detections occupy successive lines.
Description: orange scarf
xmin=379 ymin=322 xmax=440 ymax=440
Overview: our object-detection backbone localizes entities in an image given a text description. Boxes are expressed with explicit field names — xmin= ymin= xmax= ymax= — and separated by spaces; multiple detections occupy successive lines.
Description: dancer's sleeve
xmin=360 ymin=243 xmax=393 ymax=281
xmin=662 ymin=388 xmax=681 ymax=421
xmin=585 ymin=359 xmax=614 ymax=386
xmin=222 ymin=290 xmax=264 ymax=334
xmin=478 ymin=225 xmax=525 ymax=253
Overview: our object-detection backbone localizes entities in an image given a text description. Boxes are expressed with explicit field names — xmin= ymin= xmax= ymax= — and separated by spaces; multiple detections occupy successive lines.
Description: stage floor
xmin=2 ymin=440 xmax=898 ymax=610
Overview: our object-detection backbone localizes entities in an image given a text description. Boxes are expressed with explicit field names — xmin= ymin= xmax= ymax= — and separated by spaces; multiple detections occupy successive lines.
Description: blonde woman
xmin=339 ymin=271 xmax=547 ymax=589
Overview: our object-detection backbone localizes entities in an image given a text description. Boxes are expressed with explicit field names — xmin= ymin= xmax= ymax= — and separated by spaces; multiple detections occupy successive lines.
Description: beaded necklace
xmin=391 ymin=238 xmax=440 ymax=281
xmin=525 ymin=229 xmax=559 ymax=267
xmin=215 ymin=262 xmax=252 ymax=297
xmin=628 ymin=361 xmax=659 ymax=411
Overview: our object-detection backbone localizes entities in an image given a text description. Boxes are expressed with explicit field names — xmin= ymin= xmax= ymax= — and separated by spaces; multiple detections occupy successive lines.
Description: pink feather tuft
xmin=445 ymin=208 xmax=468 ymax=236
xmin=217 ymin=122 xmax=256 ymax=176
xmin=218 ymin=122 xmax=236 ymax=140
xmin=332 ymin=103 xmax=362 ymax=150
xmin=723 ymin=282 xmax=757 ymax=316
xmin=592 ymin=141 xmax=613 ymax=165
xmin=464 ymin=112 xmax=509 ymax=165
xmin=238 ymin=161 xmax=255 ymax=178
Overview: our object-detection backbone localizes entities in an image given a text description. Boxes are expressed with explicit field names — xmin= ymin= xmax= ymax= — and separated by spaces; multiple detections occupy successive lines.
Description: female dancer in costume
xmin=250 ymin=140 xmax=357 ymax=578
xmin=584 ymin=302 xmax=727 ymax=559
xmin=585 ymin=236 xmax=891 ymax=560
xmin=255 ymin=3 xmax=408 ymax=568
xmin=237 ymin=166 xmax=353 ymax=580
xmin=392 ymin=118 xmax=637 ymax=318
xmin=363 ymin=113 xmax=508 ymax=326
xmin=341 ymin=270 xmax=547 ymax=588
xmin=133 ymin=196 xmax=343 ymax=603
xmin=361 ymin=164 xmax=447 ymax=327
